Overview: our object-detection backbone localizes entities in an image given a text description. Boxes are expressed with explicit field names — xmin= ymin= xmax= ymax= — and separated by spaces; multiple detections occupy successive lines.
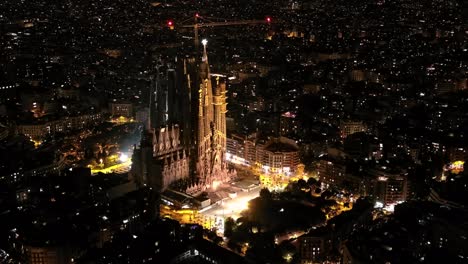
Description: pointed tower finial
xmin=199 ymin=39 xmax=210 ymax=80
xmin=201 ymin=39 xmax=208 ymax=61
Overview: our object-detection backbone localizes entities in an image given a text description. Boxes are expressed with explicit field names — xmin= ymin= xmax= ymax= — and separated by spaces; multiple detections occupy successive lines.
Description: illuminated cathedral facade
xmin=193 ymin=40 xmax=232 ymax=189
xmin=132 ymin=41 xmax=235 ymax=195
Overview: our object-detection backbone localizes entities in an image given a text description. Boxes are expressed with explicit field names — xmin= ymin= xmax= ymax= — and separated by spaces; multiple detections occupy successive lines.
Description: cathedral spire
xmin=200 ymin=39 xmax=210 ymax=80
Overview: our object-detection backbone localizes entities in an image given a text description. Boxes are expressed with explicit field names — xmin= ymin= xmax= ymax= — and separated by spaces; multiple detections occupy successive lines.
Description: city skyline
xmin=0 ymin=0 xmax=467 ymax=263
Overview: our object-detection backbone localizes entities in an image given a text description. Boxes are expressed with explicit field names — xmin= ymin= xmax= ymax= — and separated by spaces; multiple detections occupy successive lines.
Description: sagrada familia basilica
xmin=131 ymin=40 xmax=236 ymax=196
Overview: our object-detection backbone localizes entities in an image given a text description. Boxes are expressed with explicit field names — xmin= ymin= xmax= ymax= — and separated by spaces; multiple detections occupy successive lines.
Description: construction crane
xmin=171 ymin=14 xmax=273 ymax=50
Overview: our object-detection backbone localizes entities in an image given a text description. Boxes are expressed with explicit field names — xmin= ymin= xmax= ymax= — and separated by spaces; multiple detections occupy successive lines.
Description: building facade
xmin=17 ymin=112 xmax=105 ymax=139
xmin=298 ymin=229 xmax=331 ymax=264
xmin=340 ymin=120 xmax=367 ymax=138
xmin=371 ymin=169 xmax=409 ymax=206
xmin=109 ymin=102 xmax=133 ymax=117
xmin=317 ymin=158 xmax=346 ymax=186
xmin=226 ymin=134 xmax=300 ymax=175
xmin=192 ymin=41 xmax=233 ymax=188
xmin=132 ymin=43 xmax=234 ymax=194
xmin=132 ymin=119 xmax=191 ymax=192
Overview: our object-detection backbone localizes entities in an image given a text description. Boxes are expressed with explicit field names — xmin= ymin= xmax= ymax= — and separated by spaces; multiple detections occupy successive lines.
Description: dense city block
xmin=0 ymin=0 xmax=467 ymax=263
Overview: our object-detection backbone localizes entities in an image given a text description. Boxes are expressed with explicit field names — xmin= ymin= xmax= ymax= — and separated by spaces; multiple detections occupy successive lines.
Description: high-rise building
xmin=370 ymin=169 xmax=409 ymax=206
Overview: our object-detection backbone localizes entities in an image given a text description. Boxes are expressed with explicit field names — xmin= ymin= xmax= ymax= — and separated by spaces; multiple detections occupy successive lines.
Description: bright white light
xmin=119 ymin=153 xmax=129 ymax=162
xmin=211 ymin=73 xmax=226 ymax=77
xmin=212 ymin=180 xmax=221 ymax=190
xmin=384 ymin=203 xmax=395 ymax=212
xmin=201 ymin=39 xmax=208 ymax=46
xmin=224 ymin=197 xmax=250 ymax=212
xmin=374 ymin=201 xmax=384 ymax=208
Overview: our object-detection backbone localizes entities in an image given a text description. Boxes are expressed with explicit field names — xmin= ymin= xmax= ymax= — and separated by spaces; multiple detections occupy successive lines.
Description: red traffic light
xmin=266 ymin=16 xmax=271 ymax=23
xmin=195 ymin=13 xmax=200 ymax=18
xmin=167 ymin=20 xmax=173 ymax=27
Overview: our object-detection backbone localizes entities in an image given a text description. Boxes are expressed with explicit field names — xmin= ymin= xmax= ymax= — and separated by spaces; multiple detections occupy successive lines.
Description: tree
xmin=224 ymin=217 xmax=236 ymax=238
xmin=213 ymin=235 xmax=223 ymax=245
xmin=297 ymin=179 xmax=310 ymax=194
xmin=278 ymin=241 xmax=297 ymax=263
xmin=245 ymin=232 xmax=280 ymax=263
xmin=227 ymin=239 xmax=242 ymax=252
xmin=297 ymin=179 xmax=307 ymax=188
xmin=307 ymin=177 xmax=317 ymax=186
xmin=259 ymin=188 xmax=272 ymax=200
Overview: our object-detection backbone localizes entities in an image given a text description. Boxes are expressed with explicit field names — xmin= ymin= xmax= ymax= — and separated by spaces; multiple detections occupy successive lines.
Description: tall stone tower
xmin=213 ymin=78 xmax=228 ymax=173
xmin=132 ymin=59 xmax=191 ymax=192
xmin=148 ymin=58 xmax=190 ymax=141
xmin=133 ymin=42 xmax=235 ymax=196
xmin=194 ymin=40 xmax=231 ymax=188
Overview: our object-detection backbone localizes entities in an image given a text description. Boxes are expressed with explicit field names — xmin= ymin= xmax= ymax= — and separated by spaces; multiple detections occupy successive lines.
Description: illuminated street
xmin=202 ymin=188 xmax=260 ymax=219
xmin=197 ymin=186 xmax=260 ymax=233
xmin=1 ymin=0 xmax=466 ymax=263
xmin=90 ymin=159 xmax=132 ymax=175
